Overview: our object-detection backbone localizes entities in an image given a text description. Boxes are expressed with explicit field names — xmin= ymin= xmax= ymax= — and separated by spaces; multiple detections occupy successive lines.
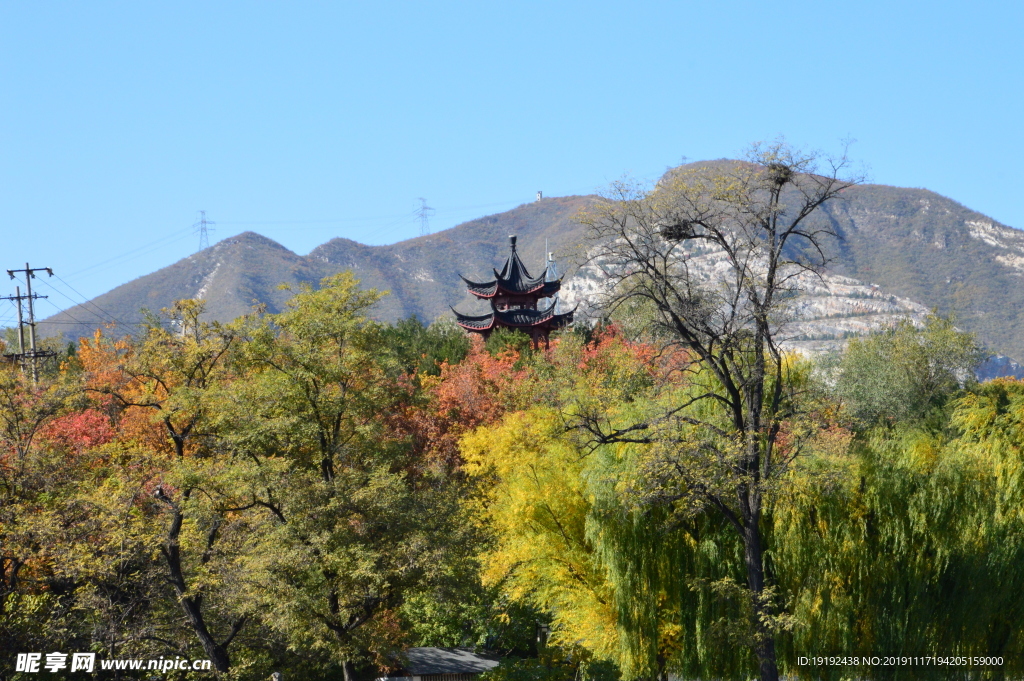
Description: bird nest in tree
xmin=660 ymin=220 xmax=696 ymax=241
xmin=765 ymin=162 xmax=793 ymax=186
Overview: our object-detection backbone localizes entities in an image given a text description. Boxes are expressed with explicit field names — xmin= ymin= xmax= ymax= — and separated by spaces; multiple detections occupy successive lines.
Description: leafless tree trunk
xmin=577 ymin=142 xmax=858 ymax=680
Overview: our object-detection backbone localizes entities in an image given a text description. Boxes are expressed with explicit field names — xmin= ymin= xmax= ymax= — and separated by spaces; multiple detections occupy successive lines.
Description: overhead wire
xmin=38 ymin=295 xmax=94 ymax=329
xmin=338 ymin=199 xmax=526 ymax=244
xmin=213 ymin=198 xmax=529 ymax=242
xmin=0 ymin=282 xmax=97 ymax=350
xmin=215 ymin=199 xmax=523 ymax=228
xmin=12 ymin=193 xmax=568 ymax=326
xmin=8 ymin=274 xmax=137 ymax=343
xmin=50 ymin=273 xmax=136 ymax=331
xmin=63 ymin=227 xmax=194 ymax=281
xmin=345 ymin=212 xmax=429 ymax=243
xmin=35 ymin=279 xmax=133 ymax=335
xmin=216 ymin=210 xmax=417 ymax=226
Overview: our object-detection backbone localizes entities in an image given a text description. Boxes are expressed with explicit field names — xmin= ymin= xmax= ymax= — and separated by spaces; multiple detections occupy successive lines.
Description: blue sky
xmin=1 ymin=1 xmax=1021 ymax=322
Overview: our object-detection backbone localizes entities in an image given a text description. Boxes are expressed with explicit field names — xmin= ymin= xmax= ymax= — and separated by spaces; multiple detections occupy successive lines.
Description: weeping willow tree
xmin=584 ymin=439 xmax=750 ymax=680
xmin=772 ymin=379 xmax=1024 ymax=680
xmin=462 ymin=401 xmax=756 ymax=681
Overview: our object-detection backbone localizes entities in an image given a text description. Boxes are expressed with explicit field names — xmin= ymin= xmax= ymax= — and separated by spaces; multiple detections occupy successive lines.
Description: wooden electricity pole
xmin=4 ymin=263 xmax=56 ymax=382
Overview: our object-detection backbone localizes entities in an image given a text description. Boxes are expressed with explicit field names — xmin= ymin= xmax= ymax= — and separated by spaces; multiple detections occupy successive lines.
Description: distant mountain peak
xmin=216 ymin=231 xmax=295 ymax=251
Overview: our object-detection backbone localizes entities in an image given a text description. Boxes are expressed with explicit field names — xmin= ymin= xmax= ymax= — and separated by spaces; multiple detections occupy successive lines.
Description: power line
xmin=53 ymin=273 xmax=133 ymax=329
xmin=217 ymin=211 xmax=416 ymax=226
xmin=38 ymin=294 xmax=95 ymax=330
xmin=7 ymin=270 xmax=142 ymax=347
xmin=35 ymin=275 xmax=135 ymax=333
xmin=214 ymin=199 xmax=524 ymax=227
xmin=9 ymin=319 xmax=144 ymax=326
xmin=64 ymin=227 xmax=194 ymax=280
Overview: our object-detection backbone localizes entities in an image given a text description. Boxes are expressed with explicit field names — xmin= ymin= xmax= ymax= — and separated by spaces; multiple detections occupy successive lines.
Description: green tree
xmin=214 ymin=273 xmax=470 ymax=681
xmin=381 ymin=316 xmax=471 ymax=377
xmin=835 ymin=314 xmax=983 ymax=425
xmin=484 ymin=328 xmax=535 ymax=359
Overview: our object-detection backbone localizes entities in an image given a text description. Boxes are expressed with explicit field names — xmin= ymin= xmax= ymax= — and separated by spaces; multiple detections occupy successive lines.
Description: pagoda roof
xmin=461 ymin=276 xmax=562 ymax=299
xmin=460 ymin=235 xmax=559 ymax=298
xmin=451 ymin=302 xmax=577 ymax=332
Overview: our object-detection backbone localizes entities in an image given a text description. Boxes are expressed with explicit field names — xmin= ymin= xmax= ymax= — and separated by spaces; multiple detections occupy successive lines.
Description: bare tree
xmin=577 ymin=142 xmax=859 ymax=681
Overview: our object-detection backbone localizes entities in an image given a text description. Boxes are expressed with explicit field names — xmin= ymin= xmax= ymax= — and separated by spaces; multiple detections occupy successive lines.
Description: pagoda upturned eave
xmin=451 ymin=304 xmax=576 ymax=332
xmin=460 ymin=275 xmax=562 ymax=299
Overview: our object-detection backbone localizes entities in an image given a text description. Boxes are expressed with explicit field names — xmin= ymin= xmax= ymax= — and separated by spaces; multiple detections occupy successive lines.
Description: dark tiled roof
xmin=460 ymin=236 xmax=558 ymax=297
xmin=462 ymin=277 xmax=562 ymax=299
xmin=402 ymin=647 xmax=501 ymax=675
xmin=461 ymin=275 xmax=499 ymax=297
xmin=452 ymin=303 xmax=576 ymax=331
xmin=495 ymin=304 xmax=561 ymax=327
xmin=451 ymin=307 xmax=496 ymax=330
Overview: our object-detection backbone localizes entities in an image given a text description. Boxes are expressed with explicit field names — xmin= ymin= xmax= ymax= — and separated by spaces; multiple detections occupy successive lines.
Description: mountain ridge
xmin=36 ymin=172 xmax=1024 ymax=363
xmin=39 ymin=196 xmax=596 ymax=339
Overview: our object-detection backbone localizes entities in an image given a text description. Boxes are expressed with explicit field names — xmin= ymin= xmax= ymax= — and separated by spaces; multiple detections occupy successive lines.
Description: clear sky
xmin=1 ymin=1 xmax=1021 ymax=323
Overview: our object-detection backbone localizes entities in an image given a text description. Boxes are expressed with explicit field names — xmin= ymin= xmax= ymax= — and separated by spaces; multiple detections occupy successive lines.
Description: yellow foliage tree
xmin=462 ymin=409 xmax=621 ymax=660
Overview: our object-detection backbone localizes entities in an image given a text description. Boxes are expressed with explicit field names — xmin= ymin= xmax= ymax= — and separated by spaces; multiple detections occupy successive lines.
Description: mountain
xmin=37 ymin=169 xmax=1024 ymax=363
xmin=814 ymin=184 xmax=1024 ymax=361
xmin=38 ymin=196 xmax=594 ymax=340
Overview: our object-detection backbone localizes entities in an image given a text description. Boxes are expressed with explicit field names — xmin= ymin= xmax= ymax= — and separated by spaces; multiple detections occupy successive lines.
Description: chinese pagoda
xmin=452 ymin=235 xmax=575 ymax=348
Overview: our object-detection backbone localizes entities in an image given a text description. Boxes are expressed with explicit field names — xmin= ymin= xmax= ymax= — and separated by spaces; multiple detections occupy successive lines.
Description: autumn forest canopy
xmin=3 ymin=145 xmax=1024 ymax=681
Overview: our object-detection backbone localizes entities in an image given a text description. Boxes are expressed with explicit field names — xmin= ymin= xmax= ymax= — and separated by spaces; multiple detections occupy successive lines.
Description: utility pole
xmin=1 ymin=286 xmax=26 ymax=355
xmin=1 ymin=287 xmax=29 ymax=374
xmin=5 ymin=264 xmax=55 ymax=382
xmin=193 ymin=210 xmax=216 ymax=251
xmin=415 ymin=198 xmax=434 ymax=236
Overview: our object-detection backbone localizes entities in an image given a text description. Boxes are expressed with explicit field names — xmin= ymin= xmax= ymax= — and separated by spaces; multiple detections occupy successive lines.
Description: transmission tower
xmin=4 ymin=263 xmax=55 ymax=383
xmin=193 ymin=210 xmax=216 ymax=251
xmin=415 ymin=198 xmax=435 ymax=236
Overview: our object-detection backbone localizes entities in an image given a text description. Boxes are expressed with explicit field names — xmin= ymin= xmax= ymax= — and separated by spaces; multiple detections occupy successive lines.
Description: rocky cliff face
xmin=560 ymin=238 xmax=930 ymax=357
xmin=816 ymin=184 xmax=1024 ymax=360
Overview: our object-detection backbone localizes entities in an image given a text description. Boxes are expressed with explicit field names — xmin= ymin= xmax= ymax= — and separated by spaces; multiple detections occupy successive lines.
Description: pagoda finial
xmin=509 ymin=235 xmax=517 ymax=250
